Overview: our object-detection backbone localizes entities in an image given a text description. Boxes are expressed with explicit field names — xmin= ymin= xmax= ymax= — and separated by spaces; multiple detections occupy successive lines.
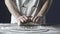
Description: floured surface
xmin=0 ymin=23 xmax=60 ymax=34
xmin=0 ymin=23 xmax=49 ymax=32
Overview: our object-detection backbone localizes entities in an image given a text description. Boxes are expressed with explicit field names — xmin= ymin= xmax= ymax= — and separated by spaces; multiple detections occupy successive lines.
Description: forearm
xmin=5 ymin=0 xmax=21 ymax=18
xmin=37 ymin=0 xmax=52 ymax=17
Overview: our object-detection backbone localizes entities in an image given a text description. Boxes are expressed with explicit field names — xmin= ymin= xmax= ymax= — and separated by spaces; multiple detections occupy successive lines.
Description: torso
xmin=11 ymin=0 xmax=51 ymax=25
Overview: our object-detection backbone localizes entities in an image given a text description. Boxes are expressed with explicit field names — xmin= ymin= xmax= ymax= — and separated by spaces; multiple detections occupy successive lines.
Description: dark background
xmin=0 ymin=0 xmax=11 ymax=23
xmin=0 ymin=0 xmax=60 ymax=25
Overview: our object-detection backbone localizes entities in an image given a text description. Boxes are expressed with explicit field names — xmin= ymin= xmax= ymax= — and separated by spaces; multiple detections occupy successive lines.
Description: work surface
xmin=0 ymin=23 xmax=60 ymax=34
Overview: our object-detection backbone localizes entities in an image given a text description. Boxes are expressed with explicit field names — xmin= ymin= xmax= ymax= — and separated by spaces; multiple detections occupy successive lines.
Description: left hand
xmin=31 ymin=16 xmax=42 ymax=23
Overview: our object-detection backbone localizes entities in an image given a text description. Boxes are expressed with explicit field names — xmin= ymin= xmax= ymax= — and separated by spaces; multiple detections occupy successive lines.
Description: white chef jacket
xmin=11 ymin=0 xmax=52 ymax=25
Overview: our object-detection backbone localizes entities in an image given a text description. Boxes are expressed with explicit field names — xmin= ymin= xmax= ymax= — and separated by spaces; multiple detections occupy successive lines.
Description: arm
xmin=31 ymin=0 xmax=52 ymax=22
xmin=5 ymin=0 xmax=20 ymax=18
xmin=37 ymin=0 xmax=52 ymax=17
xmin=5 ymin=0 xmax=28 ymax=25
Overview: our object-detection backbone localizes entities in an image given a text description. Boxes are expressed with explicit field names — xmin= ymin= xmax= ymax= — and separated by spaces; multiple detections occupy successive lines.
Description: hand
xmin=17 ymin=16 xmax=28 ymax=25
xmin=31 ymin=16 xmax=42 ymax=23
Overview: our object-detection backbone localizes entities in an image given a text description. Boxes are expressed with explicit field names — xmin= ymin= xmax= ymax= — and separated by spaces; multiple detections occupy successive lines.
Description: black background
xmin=0 ymin=0 xmax=11 ymax=23
xmin=0 ymin=0 xmax=60 ymax=25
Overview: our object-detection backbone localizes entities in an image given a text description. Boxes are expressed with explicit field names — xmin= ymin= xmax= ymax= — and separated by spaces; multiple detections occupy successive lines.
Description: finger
xmin=19 ymin=18 xmax=24 ymax=23
xmin=22 ymin=17 xmax=27 ymax=22
xmin=23 ymin=16 xmax=28 ymax=20
xmin=17 ymin=17 xmax=23 ymax=22
xmin=36 ymin=18 xmax=40 ymax=22
xmin=17 ymin=16 xmax=22 ymax=20
xmin=18 ymin=16 xmax=26 ymax=22
xmin=31 ymin=16 xmax=35 ymax=20
xmin=33 ymin=16 xmax=38 ymax=22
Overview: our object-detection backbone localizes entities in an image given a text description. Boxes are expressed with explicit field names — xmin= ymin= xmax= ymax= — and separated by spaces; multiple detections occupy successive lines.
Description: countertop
xmin=0 ymin=23 xmax=60 ymax=34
